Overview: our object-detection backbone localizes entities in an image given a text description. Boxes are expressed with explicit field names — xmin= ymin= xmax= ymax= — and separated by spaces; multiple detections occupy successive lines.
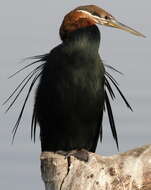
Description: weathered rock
xmin=41 ymin=144 xmax=151 ymax=190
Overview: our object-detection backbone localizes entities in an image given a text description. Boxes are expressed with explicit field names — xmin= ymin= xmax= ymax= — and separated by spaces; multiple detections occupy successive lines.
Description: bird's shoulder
xmin=44 ymin=42 xmax=104 ymax=74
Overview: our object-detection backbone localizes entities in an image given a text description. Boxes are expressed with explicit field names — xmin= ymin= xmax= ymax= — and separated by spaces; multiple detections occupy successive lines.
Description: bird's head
xmin=60 ymin=5 xmax=145 ymax=41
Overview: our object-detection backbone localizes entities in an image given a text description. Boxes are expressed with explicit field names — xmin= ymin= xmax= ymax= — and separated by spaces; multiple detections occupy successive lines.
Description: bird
xmin=4 ymin=5 xmax=145 ymax=159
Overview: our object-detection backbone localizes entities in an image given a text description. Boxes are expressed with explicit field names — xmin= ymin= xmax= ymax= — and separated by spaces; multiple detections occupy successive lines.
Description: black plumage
xmin=34 ymin=26 xmax=105 ymax=152
xmin=5 ymin=25 xmax=132 ymax=152
xmin=4 ymin=5 xmax=139 ymax=153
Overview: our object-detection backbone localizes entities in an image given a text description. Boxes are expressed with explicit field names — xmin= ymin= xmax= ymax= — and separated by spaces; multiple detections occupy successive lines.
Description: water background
xmin=0 ymin=0 xmax=150 ymax=189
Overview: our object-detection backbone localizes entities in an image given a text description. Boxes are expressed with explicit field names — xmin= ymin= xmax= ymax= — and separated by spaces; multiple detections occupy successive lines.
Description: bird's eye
xmin=105 ymin=16 xmax=109 ymax=20
xmin=92 ymin=12 xmax=100 ymax=17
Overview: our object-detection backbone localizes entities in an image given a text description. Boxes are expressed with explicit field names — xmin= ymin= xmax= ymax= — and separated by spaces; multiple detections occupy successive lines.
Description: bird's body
xmin=35 ymin=25 xmax=105 ymax=151
xmin=5 ymin=5 xmax=144 ymax=155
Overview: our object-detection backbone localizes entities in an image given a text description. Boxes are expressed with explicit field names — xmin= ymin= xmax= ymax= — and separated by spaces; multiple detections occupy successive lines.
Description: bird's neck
xmin=62 ymin=25 xmax=101 ymax=52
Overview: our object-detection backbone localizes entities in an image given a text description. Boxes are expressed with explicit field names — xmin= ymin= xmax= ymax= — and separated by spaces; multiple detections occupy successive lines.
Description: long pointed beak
xmin=99 ymin=18 xmax=145 ymax=37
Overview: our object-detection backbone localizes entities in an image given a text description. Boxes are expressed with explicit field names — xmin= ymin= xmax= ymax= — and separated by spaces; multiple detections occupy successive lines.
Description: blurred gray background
xmin=0 ymin=0 xmax=150 ymax=189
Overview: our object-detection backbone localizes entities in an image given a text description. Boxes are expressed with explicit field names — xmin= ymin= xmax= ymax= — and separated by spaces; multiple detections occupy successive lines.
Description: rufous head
xmin=60 ymin=5 xmax=145 ymax=41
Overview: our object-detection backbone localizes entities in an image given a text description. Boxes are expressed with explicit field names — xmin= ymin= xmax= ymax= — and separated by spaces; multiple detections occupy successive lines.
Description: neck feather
xmin=61 ymin=25 xmax=100 ymax=51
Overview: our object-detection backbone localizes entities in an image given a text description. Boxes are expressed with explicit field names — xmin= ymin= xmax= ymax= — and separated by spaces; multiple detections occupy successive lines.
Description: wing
xmin=4 ymin=50 xmax=132 ymax=149
xmin=3 ymin=54 xmax=49 ymax=142
xmin=104 ymin=66 xmax=132 ymax=150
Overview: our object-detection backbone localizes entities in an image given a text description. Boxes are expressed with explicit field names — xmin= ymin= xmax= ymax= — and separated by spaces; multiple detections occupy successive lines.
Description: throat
xmin=62 ymin=25 xmax=101 ymax=51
